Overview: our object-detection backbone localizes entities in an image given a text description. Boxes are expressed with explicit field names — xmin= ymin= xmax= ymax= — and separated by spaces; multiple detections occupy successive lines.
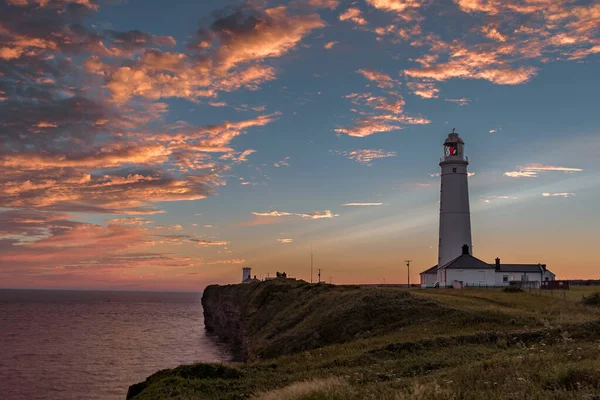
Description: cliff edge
xmin=199 ymin=279 xmax=504 ymax=361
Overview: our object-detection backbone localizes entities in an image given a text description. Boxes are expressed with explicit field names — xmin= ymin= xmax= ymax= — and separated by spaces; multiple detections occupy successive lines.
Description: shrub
xmin=581 ymin=292 xmax=600 ymax=307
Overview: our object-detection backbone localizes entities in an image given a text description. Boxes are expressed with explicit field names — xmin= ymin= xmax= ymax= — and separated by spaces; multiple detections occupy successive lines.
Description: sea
xmin=0 ymin=289 xmax=232 ymax=400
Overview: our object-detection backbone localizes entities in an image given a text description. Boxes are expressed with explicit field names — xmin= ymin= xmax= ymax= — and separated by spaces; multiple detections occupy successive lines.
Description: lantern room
xmin=443 ymin=129 xmax=465 ymax=160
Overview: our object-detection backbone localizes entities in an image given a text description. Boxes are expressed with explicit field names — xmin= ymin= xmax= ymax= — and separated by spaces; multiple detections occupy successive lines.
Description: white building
xmin=241 ymin=267 xmax=260 ymax=283
xmin=420 ymin=130 xmax=555 ymax=288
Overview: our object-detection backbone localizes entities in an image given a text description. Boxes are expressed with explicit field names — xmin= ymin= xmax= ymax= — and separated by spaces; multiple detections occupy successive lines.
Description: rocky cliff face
xmin=201 ymin=284 xmax=250 ymax=361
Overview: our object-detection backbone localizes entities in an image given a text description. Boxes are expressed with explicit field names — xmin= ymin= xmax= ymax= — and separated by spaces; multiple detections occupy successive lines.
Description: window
xmin=503 ymin=275 xmax=508 ymax=282
xmin=510 ymin=275 xmax=514 ymax=281
xmin=453 ymin=168 xmax=457 ymax=173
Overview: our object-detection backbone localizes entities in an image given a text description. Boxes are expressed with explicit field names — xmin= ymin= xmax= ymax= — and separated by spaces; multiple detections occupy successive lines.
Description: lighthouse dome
xmin=444 ymin=130 xmax=464 ymax=145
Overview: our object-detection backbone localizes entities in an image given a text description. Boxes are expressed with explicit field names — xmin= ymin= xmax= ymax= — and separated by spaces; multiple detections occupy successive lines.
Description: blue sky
xmin=0 ymin=0 xmax=598 ymax=289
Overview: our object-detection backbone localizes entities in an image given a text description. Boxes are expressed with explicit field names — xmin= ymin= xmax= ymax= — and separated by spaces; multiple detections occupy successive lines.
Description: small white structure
xmin=242 ymin=267 xmax=251 ymax=282
xmin=419 ymin=130 xmax=556 ymax=288
xmin=241 ymin=267 xmax=259 ymax=283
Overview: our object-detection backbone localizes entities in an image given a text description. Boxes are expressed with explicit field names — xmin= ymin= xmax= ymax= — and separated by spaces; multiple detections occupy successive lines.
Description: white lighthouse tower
xmin=437 ymin=129 xmax=472 ymax=276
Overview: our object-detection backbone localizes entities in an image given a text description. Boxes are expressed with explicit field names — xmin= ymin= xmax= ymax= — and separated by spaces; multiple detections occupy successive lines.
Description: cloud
xmin=195 ymin=6 xmax=325 ymax=72
xmin=205 ymin=258 xmax=245 ymax=264
xmin=252 ymin=210 xmax=339 ymax=219
xmin=542 ymin=192 xmax=576 ymax=198
xmin=520 ymin=164 xmax=583 ymax=173
xmin=366 ymin=0 xmax=424 ymax=13
xmin=339 ymin=8 xmax=367 ymax=25
xmin=504 ymin=164 xmax=583 ymax=178
xmin=337 ymin=86 xmax=429 ymax=137
xmin=324 ymin=41 xmax=338 ymax=49
xmin=407 ymin=82 xmax=440 ymax=98
xmin=357 ymin=69 xmax=400 ymax=88
xmin=190 ymin=239 xmax=229 ymax=246
xmin=445 ymin=98 xmax=471 ymax=106
xmin=108 ymin=218 xmax=153 ymax=226
xmin=274 ymin=157 xmax=291 ymax=167
xmin=341 ymin=202 xmax=383 ymax=206
xmin=277 ymin=238 xmax=293 ymax=244
xmin=307 ymin=0 xmax=339 ymax=9
xmin=332 ymin=149 xmax=396 ymax=165
xmin=219 ymin=149 xmax=256 ymax=163
xmin=481 ymin=195 xmax=518 ymax=203
xmin=335 ymin=116 xmax=402 ymax=137
xmin=154 ymin=225 xmax=183 ymax=231
xmin=504 ymin=171 xmax=538 ymax=178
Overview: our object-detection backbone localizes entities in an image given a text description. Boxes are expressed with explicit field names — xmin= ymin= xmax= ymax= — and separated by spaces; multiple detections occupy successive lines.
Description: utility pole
xmin=405 ymin=260 xmax=412 ymax=288
xmin=310 ymin=244 xmax=313 ymax=283
xmin=318 ymin=268 xmax=322 ymax=283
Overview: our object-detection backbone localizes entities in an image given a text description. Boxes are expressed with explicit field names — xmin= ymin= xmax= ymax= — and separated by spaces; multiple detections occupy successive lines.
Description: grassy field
xmin=127 ymin=282 xmax=600 ymax=400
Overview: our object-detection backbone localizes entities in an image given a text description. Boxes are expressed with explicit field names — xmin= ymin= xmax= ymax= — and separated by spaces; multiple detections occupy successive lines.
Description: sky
xmin=0 ymin=0 xmax=599 ymax=291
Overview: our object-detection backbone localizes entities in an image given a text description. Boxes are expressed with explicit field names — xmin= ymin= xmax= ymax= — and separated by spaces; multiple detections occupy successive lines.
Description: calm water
xmin=0 ymin=290 xmax=232 ymax=400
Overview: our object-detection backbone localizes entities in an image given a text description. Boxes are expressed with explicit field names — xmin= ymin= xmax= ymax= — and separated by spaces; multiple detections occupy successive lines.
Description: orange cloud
xmin=335 ymin=116 xmax=402 ymax=137
xmin=366 ymin=0 xmax=424 ymax=13
xmin=324 ymin=41 xmax=338 ymax=49
xmin=203 ymin=6 xmax=325 ymax=72
xmin=339 ymin=8 xmax=367 ymax=25
xmin=357 ymin=69 xmax=400 ymax=88
xmin=407 ymin=81 xmax=440 ymax=98
xmin=307 ymin=0 xmax=339 ymax=9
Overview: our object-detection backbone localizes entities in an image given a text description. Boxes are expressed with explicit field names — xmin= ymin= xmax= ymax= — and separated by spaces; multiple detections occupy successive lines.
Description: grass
xmin=128 ymin=281 xmax=600 ymax=400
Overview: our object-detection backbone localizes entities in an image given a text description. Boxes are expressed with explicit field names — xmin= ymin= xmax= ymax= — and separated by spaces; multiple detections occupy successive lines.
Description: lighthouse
xmin=437 ymin=129 xmax=472 ymax=274
xmin=419 ymin=130 xmax=556 ymax=289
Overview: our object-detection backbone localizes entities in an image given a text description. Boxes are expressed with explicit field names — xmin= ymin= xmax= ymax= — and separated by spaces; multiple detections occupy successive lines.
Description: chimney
xmin=461 ymin=244 xmax=469 ymax=255
xmin=495 ymin=257 xmax=500 ymax=269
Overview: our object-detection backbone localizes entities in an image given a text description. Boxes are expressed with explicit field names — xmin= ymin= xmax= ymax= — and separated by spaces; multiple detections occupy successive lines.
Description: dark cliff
xmin=201 ymin=283 xmax=254 ymax=361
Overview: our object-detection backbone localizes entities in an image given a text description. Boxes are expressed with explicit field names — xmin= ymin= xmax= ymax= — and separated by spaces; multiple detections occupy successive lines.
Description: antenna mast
xmin=405 ymin=260 xmax=412 ymax=288
xmin=318 ymin=268 xmax=322 ymax=283
xmin=311 ymin=244 xmax=313 ymax=284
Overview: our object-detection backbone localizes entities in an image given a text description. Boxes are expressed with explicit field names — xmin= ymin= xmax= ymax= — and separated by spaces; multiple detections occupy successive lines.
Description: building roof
xmin=242 ymin=277 xmax=260 ymax=283
xmin=420 ymin=265 xmax=438 ymax=275
xmin=493 ymin=264 xmax=549 ymax=273
xmin=439 ymin=254 xmax=495 ymax=270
